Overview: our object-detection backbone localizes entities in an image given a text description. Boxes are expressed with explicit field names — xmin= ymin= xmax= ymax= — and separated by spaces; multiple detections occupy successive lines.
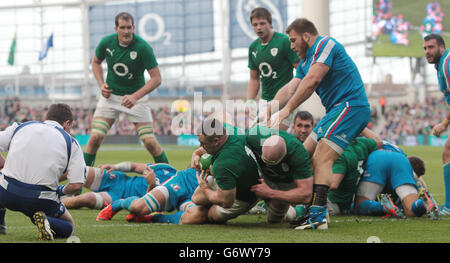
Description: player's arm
xmin=360 ymin=127 xmax=383 ymax=149
xmin=203 ymin=187 xmax=236 ymax=208
xmin=284 ymin=63 xmax=329 ymax=114
xmin=270 ymin=63 xmax=329 ymax=127
xmin=247 ymin=69 xmax=260 ymax=100
xmin=91 ymin=54 xmax=112 ymax=99
xmin=191 ymin=147 xmax=207 ymax=170
xmin=251 ymin=177 xmax=313 ymax=204
xmin=62 ymin=142 xmax=86 ymax=195
xmin=143 ymin=165 xmax=157 ymax=192
xmin=99 ymin=161 xmax=147 ymax=174
xmin=196 ymin=171 xmax=235 ymax=208
xmin=0 ymin=153 xmax=4 ymax=170
xmin=122 ymin=66 xmax=162 ymax=108
xmin=432 ymin=109 xmax=450 ymax=137
xmin=265 ymin=77 xmax=302 ymax=118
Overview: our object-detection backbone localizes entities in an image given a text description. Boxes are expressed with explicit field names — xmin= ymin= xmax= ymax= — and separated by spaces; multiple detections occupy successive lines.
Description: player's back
xmin=246 ymin=125 xmax=312 ymax=183
xmin=212 ymin=133 xmax=261 ymax=204
xmin=296 ymin=36 xmax=369 ymax=112
xmin=329 ymin=137 xmax=378 ymax=209
xmin=1 ymin=121 xmax=75 ymax=190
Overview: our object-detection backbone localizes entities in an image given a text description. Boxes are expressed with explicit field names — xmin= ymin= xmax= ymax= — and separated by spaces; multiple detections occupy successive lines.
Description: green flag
xmin=7 ymin=33 xmax=16 ymax=66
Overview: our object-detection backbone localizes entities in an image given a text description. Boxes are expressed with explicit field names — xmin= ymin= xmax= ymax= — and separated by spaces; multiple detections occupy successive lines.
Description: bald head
xmin=262 ymin=135 xmax=287 ymax=165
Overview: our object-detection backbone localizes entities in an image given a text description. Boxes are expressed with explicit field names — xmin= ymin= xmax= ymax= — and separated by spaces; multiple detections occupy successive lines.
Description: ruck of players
xmin=0 ymin=8 xmax=448 ymax=242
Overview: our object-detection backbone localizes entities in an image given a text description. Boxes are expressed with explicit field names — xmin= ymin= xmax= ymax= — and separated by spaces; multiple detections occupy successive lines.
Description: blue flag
xmin=38 ymin=33 xmax=53 ymax=61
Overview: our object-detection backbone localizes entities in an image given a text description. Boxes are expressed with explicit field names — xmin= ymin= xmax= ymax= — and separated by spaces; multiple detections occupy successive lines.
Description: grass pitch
xmin=1 ymin=144 xmax=450 ymax=243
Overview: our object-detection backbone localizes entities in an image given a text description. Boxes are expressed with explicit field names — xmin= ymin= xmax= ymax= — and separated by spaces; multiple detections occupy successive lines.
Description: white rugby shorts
xmin=93 ymin=94 xmax=153 ymax=123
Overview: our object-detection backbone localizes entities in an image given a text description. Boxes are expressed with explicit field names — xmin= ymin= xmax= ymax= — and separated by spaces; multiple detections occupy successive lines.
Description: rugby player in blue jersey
xmin=96 ymin=166 xmax=207 ymax=225
xmin=62 ymin=162 xmax=175 ymax=211
xmin=424 ymin=33 xmax=450 ymax=215
xmin=269 ymin=18 xmax=371 ymax=229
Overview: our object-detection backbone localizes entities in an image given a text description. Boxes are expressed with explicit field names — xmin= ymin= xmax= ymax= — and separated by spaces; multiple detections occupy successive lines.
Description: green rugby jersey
xmin=245 ymin=125 xmax=312 ymax=184
xmin=95 ymin=33 xmax=158 ymax=96
xmin=329 ymin=137 xmax=378 ymax=211
xmin=211 ymin=132 xmax=261 ymax=204
xmin=248 ymin=32 xmax=300 ymax=101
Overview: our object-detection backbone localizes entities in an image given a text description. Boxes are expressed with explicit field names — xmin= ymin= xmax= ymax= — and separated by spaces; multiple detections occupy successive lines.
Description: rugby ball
xmin=199 ymin=153 xmax=212 ymax=171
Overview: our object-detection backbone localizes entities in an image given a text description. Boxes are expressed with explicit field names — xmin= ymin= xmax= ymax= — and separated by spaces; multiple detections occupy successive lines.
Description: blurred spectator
xmin=380 ymin=97 xmax=447 ymax=144
xmin=6 ymin=96 xmax=443 ymax=142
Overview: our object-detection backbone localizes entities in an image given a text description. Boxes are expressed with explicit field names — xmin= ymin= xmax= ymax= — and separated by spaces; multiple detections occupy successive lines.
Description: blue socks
xmin=121 ymin=196 xmax=139 ymax=211
xmin=444 ymin=163 xmax=450 ymax=208
xmin=152 ymin=211 xmax=184 ymax=224
xmin=357 ymin=200 xmax=384 ymax=215
xmin=111 ymin=199 xmax=124 ymax=212
xmin=46 ymin=216 xmax=73 ymax=238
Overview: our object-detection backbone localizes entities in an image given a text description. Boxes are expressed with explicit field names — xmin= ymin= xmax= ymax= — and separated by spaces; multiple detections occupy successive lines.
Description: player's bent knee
xmin=129 ymin=199 xmax=150 ymax=215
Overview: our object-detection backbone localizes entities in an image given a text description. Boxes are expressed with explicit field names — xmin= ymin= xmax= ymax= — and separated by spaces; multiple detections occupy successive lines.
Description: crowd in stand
xmin=380 ymin=96 xmax=448 ymax=144
xmin=1 ymin=97 xmax=447 ymax=141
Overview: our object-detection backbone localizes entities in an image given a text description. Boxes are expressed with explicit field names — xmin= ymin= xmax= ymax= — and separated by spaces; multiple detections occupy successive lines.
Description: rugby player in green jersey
xmin=247 ymin=7 xmax=300 ymax=131
xmin=327 ymin=137 xmax=379 ymax=215
xmin=83 ymin=12 xmax=168 ymax=167
xmin=191 ymin=118 xmax=263 ymax=224
xmin=245 ymin=125 xmax=313 ymax=223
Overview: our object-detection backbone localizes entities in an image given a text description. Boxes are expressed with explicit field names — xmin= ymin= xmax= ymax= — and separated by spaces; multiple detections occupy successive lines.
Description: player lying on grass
xmin=61 ymin=162 xmax=176 ymax=210
xmin=354 ymin=152 xmax=439 ymax=220
xmin=191 ymin=118 xmax=263 ymax=224
xmin=96 ymin=164 xmax=208 ymax=225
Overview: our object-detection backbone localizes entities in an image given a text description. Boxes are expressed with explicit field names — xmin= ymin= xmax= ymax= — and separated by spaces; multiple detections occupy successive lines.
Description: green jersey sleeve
xmin=140 ymin=42 xmax=158 ymax=70
xmin=95 ymin=37 xmax=107 ymax=61
xmin=212 ymin=164 xmax=237 ymax=191
xmin=248 ymin=41 xmax=258 ymax=70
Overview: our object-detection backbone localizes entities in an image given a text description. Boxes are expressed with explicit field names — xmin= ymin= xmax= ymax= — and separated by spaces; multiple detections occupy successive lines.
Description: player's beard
xmin=298 ymin=40 xmax=309 ymax=59
xmin=427 ymin=50 xmax=441 ymax=64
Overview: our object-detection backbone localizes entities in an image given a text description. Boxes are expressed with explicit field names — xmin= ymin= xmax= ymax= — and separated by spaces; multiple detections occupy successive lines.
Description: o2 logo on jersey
xmin=138 ymin=13 xmax=171 ymax=45
xmin=113 ymin=63 xmax=133 ymax=79
xmin=259 ymin=62 xmax=277 ymax=79
xmin=236 ymin=0 xmax=284 ymax=40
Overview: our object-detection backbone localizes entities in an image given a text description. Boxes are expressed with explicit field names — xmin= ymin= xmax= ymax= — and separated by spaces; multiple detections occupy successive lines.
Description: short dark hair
xmin=250 ymin=7 xmax=272 ymax=24
xmin=294 ymin=111 xmax=314 ymax=125
xmin=424 ymin=33 xmax=446 ymax=48
xmin=196 ymin=118 xmax=227 ymax=138
xmin=286 ymin=18 xmax=318 ymax=36
xmin=408 ymin=156 xmax=425 ymax=177
xmin=115 ymin=12 xmax=134 ymax=27
xmin=46 ymin=103 xmax=73 ymax=126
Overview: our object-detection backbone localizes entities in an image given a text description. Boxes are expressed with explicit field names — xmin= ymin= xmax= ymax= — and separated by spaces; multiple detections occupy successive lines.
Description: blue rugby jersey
xmin=436 ymin=49 xmax=450 ymax=105
xmin=295 ymin=36 xmax=369 ymax=112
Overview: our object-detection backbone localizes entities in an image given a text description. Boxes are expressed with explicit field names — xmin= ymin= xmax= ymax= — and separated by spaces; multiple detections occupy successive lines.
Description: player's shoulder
xmin=272 ymin=31 xmax=289 ymax=40
xmin=249 ymin=38 xmax=260 ymax=49
xmin=99 ymin=33 xmax=117 ymax=43
xmin=132 ymin=34 xmax=152 ymax=48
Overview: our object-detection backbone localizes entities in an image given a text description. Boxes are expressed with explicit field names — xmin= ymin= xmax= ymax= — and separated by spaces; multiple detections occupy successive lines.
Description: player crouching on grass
xmin=354 ymin=153 xmax=439 ymax=220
